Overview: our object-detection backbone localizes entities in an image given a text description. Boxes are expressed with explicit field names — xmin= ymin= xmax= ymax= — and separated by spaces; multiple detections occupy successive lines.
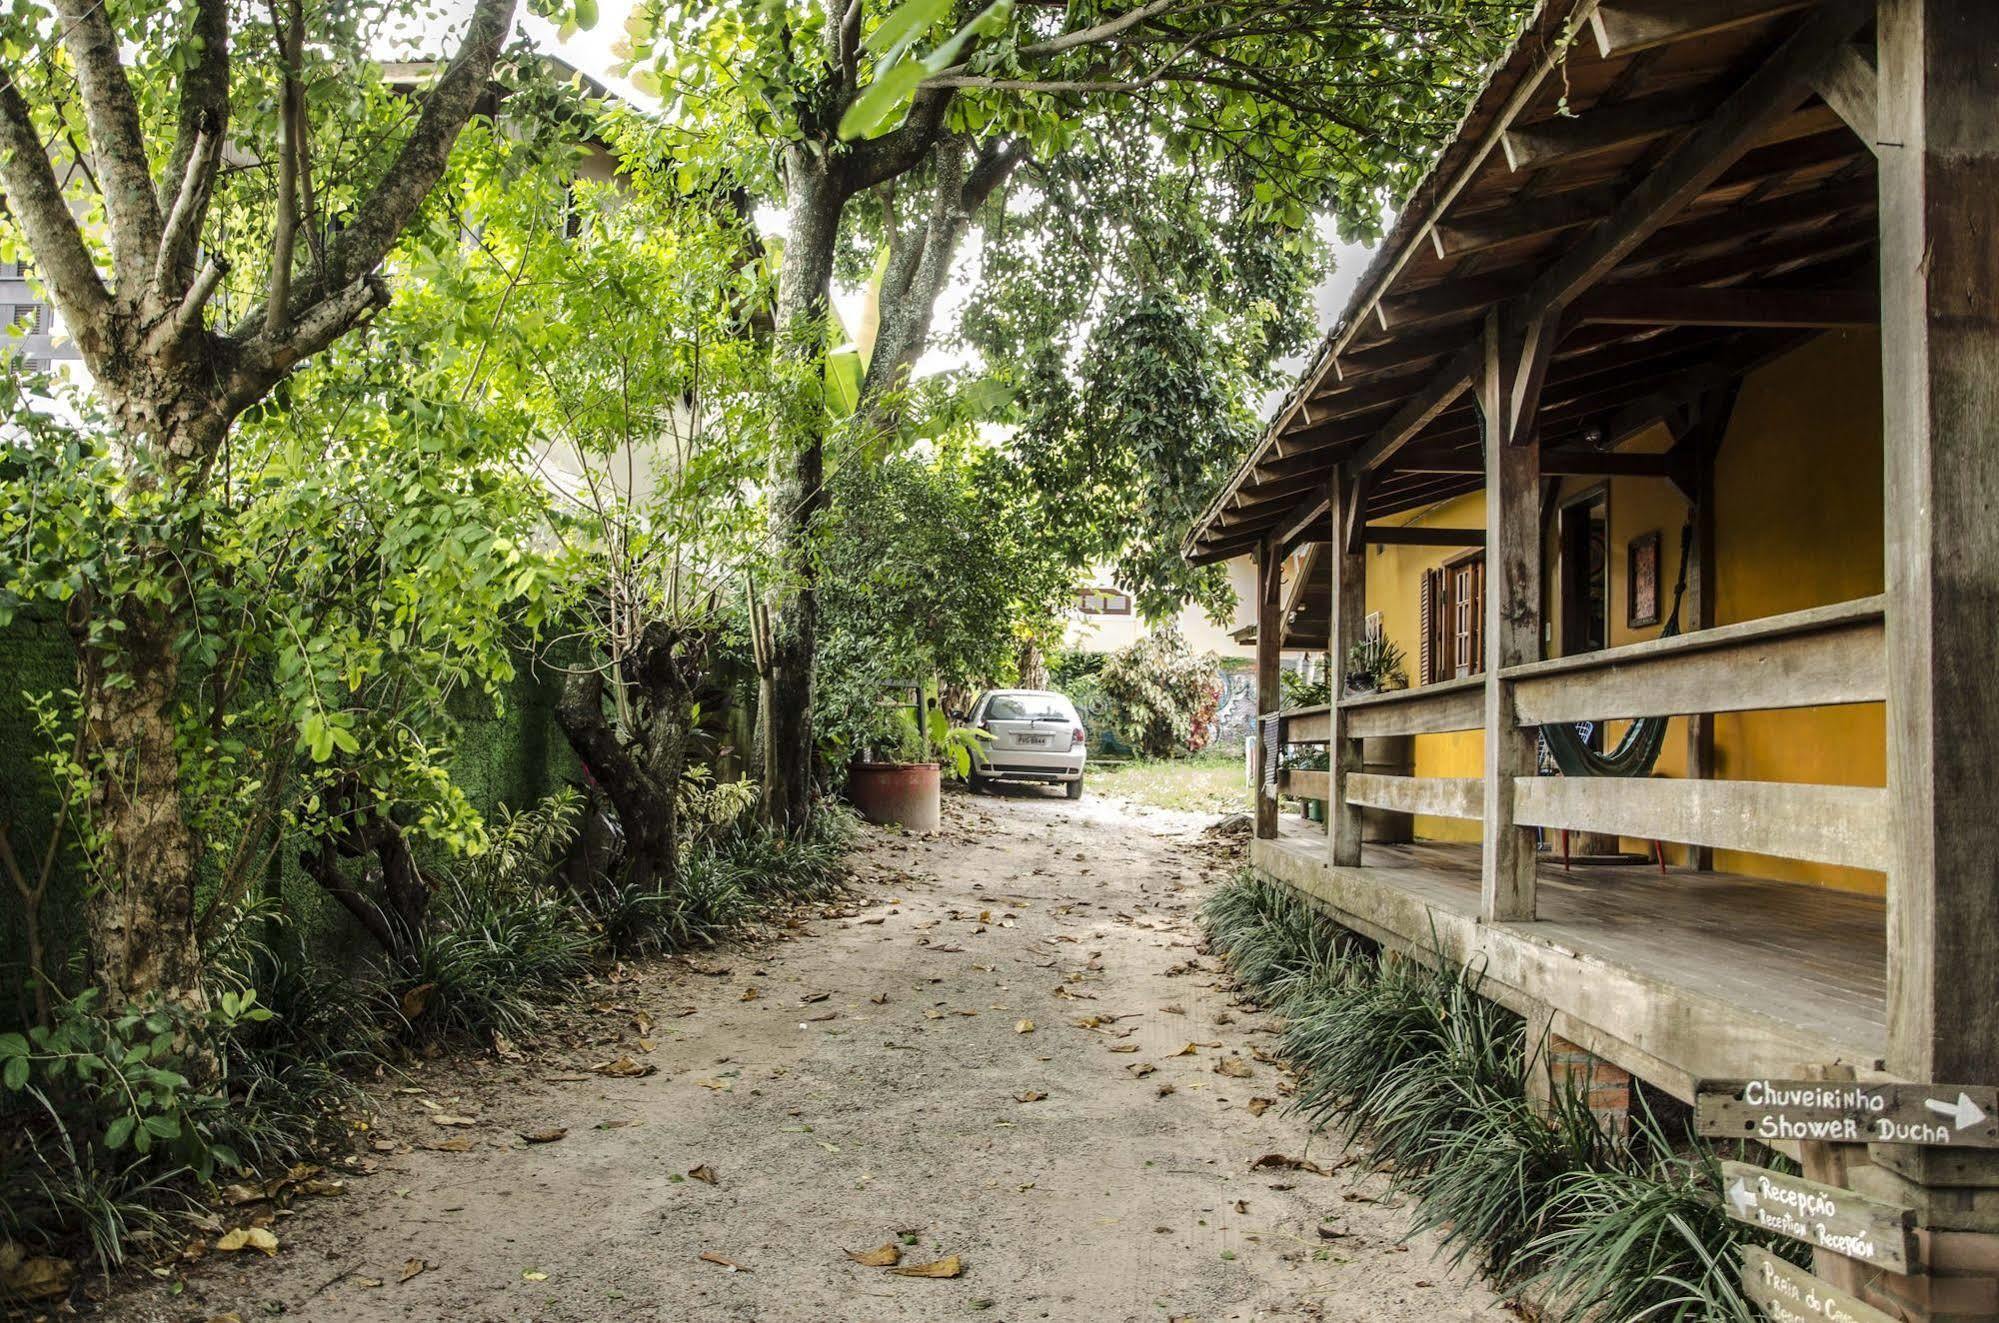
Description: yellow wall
xmin=1356 ymin=331 xmax=1885 ymax=892
xmin=1710 ymin=330 xmax=1883 ymax=892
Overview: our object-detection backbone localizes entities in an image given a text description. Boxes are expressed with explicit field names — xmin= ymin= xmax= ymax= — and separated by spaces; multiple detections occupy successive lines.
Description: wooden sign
xmin=1742 ymin=1247 xmax=1896 ymax=1323
xmin=1697 ymin=1078 xmax=1999 ymax=1147
xmin=1720 ymin=1161 xmax=1915 ymax=1272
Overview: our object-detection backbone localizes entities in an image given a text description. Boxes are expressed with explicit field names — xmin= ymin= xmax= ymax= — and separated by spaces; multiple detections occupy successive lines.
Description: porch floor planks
xmin=1267 ymin=822 xmax=1886 ymax=1057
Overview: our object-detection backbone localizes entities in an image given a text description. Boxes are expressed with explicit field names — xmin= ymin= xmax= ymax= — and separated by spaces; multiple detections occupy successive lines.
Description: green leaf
xmin=105 ymin=1115 xmax=135 ymax=1150
xmin=2 ymin=1055 xmax=27 ymax=1091
xmin=143 ymin=1114 xmax=182 ymax=1140
xmin=838 ymin=60 xmax=926 ymax=141
xmin=864 ymin=0 xmax=950 ymax=56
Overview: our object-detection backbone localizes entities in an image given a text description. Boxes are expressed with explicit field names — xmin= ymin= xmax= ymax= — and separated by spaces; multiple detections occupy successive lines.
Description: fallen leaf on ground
xmin=869 ymin=992 xmax=889 ymax=1004
xmin=1014 ymin=1090 xmax=1046 ymax=1103
xmin=1215 ymin=1058 xmax=1254 ymax=1079
xmin=845 ymin=1242 xmax=902 ymax=1267
xmin=800 ymin=992 xmax=831 ymax=1004
xmin=1127 ymin=1062 xmax=1156 ymax=1078
xmin=399 ymin=983 xmax=436 ymax=1020
xmin=1157 ymin=1083 xmax=1176 ymax=1097
xmin=1014 ymin=1019 xmax=1035 ymax=1034
xmin=430 ymin=1114 xmax=477 ymax=1128
xmin=687 ymin=1164 xmax=719 ymax=1185
xmin=889 ymin=1254 xmax=963 ymax=1279
xmin=699 ymin=1251 xmax=748 ymax=1272
xmin=1171 ymin=1043 xmax=1199 ymax=1057
xmin=214 ymin=1227 xmax=279 ymax=1256
xmin=0 ymin=1252 xmax=74 ymax=1300
xmin=695 ymin=1078 xmax=732 ymax=1091
xmin=399 ymin=1258 xmax=428 ymax=1283
xmin=739 ymin=987 xmax=759 ymax=1002
xmin=1162 ymin=1004 xmax=1186 ymax=1015
xmin=591 ymin=1057 xmax=657 ymax=1078
xmin=1108 ymin=1044 xmax=1139 ymax=1054
xmin=522 ymin=1269 xmax=548 ymax=1282
xmin=520 ymin=1127 xmax=568 ymax=1144
xmin=1251 ymin=1153 xmax=1333 ymax=1176
xmin=1246 ymin=1097 xmax=1274 ymax=1117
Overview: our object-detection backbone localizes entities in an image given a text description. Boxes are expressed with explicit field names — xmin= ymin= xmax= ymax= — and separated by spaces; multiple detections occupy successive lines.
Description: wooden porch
xmin=1261 ymin=819 xmax=1886 ymax=1100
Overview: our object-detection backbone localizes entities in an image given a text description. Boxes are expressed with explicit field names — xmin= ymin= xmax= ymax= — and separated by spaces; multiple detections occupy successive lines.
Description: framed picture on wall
xmin=1627 ymin=530 xmax=1662 ymax=629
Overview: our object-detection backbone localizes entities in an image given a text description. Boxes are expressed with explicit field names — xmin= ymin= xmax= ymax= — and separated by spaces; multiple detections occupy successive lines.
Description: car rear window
xmin=987 ymin=695 xmax=1075 ymax=722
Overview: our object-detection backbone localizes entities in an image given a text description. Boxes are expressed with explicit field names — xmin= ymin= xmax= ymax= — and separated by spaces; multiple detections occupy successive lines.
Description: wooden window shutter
xmin=1418 ymin=569 xmax=1436 ymax=685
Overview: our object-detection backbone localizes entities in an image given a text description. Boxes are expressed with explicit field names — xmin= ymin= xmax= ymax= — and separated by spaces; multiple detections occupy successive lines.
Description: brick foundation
xmin=1531 ymin=1033 xmax=1631 ymax=1135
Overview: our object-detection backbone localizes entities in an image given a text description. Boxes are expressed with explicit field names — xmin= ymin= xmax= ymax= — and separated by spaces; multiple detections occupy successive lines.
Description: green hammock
xmin=1539 ymin=523 xmax=1693 ymax=779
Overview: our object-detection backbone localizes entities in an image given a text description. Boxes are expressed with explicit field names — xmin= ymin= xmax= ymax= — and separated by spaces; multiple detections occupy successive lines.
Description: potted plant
xmin=1343 ymin=635 xmax=1414 ymax=845
xmin=848 ymin=701 xmax=991 ymax=832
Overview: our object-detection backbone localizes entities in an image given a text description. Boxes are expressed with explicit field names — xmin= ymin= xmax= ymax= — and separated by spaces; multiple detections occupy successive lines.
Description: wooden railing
xmin=1256 ymin=595 xmax=1888 ymax=882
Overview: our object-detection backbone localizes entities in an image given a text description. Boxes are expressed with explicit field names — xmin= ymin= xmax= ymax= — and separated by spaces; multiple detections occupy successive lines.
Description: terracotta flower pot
xmin=849 ymin=761 xmax=942 ymax=831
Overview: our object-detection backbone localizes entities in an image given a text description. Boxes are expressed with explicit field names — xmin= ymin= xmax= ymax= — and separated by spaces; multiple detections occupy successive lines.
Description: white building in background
xmin=1061 ymin=559 xmax=1258 ymax=660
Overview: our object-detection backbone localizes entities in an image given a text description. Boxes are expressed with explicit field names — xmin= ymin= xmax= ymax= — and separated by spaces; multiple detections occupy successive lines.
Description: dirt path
xmin=105 ymin=788 xmax=1512 ymax=1323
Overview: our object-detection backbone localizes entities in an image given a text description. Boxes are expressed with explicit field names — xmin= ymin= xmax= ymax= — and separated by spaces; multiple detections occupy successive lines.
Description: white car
xmin=966 ymin=690 xmax=1087 ymax=799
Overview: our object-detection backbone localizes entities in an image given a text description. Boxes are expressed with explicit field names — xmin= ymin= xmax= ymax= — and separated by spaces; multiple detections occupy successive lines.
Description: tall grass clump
xmin=399 ymin=794 xmax=596 ymax=1042
xmin=595 ymin=802 xmax=858 ymax=957
xmin=1199 ymin=872 xmax=1808 ymax=1317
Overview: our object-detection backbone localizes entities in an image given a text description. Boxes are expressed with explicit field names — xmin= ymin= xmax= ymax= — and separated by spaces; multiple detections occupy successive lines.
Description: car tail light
xmin=1071 ymin=726 xmax=1085 ymax=747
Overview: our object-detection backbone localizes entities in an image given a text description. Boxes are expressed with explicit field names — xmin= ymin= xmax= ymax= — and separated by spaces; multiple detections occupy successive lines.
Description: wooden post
xmin=1328 ymin=465 xmax=1366 ymax=867
xmin=1878 ymin=0 xmax=1999 ymax=1090
xmin=1253 ymin=534 xmax=1283 ymax=840
xmin=1871 ymin=7 xmax=1999 ymax=1318
xmin=1481 ymin=310 xmax=1544 ymax=921
xmin=1682 ymin=407 xmax=1721 ymax=871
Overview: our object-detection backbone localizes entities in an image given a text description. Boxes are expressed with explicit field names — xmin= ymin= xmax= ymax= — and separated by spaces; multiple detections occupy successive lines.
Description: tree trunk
xmin=554 ymin=669 xmax=676 ymax=891
xmin=760 ymin=151 xmax=846 ymax=834
xmin=77 ymin=607 xmax=205 ymax=1009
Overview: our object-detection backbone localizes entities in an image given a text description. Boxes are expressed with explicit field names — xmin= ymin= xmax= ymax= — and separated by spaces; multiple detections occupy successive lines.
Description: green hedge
xmin=0 ymin=618 xmax=580 ymax=1002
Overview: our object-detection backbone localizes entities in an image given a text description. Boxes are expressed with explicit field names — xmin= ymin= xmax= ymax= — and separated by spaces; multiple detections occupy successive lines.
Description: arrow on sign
xmin=1728 ymin=1176 xmax=1757 ymax=1218
xmin=1925 ymin=1092 xmax=1988 ymax=1131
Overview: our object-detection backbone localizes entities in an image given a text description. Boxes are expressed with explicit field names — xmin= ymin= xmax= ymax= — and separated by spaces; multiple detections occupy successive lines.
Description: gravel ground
xmin=96 ymin=784 xmax=1515 ymax=1323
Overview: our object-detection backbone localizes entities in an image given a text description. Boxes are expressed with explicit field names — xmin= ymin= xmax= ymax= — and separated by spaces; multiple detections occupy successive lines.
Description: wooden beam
xmin=1432 ymin=184 xmax=1626 ymax=259
xmin=1514 ymin=777 xmax=1889 ymax=872
xmin=1346 ymin=774 xmax=1484 ymax=822
xmin=1362 ymin=526 xmax=1487 ymax=547
xmin=1376 ymin=274 xmax=1528 ymax=333
xmin=1351 ymin=345 xmax=1480 ymax=473
xmin=1342 ymin=468 xmax=1370 ymax=557
xmin=1527 ymin=0 xmax=1873 ymax=315
xmin=1590 ymin=0 xmax=1814 ymax=58
xmin=1878 ymin=0 xmax=1999 ymax=1084
xmin=1367 ymin=475 xmax=1484 ymax=522
xmin=1626 ymin=178 xmax=1879 ymax=270
xmin=1811 ymin=41 xmax=1878 ymax=151
xmin=1253 ymin=535 xmax=1283 ymax=840
xmin=1327 ymin=466 xmax=1366 ymax=867
xmin=1481 ymin=310 xmax=1542 ymax=922
xmin=1502 ymin=89 xmax=1714 ymax=173
xmin=1506 ymin=595 xmax=1886 ymax=723
xmin=1572 ymin=284 xmax=1878 ymax=328
xmin=1275 ymin=493 xmax=1331 ymax=554
xmin=1341 ymin=676 xmax=1487 ymax=738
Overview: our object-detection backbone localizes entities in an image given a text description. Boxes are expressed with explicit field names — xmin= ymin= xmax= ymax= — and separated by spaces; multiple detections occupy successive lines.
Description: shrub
xmin=397 ymin=793 xmax=595 ymax=1043
xmin=1096 ymin=626 xmax=1224 ymax=757
xmin=1202 ymin=873 xmax=1807 ymax=1318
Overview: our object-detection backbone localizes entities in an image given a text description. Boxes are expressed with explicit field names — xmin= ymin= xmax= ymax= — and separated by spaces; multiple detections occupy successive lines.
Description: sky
xmin=507 ymin=1 xmax=1377 ymax=419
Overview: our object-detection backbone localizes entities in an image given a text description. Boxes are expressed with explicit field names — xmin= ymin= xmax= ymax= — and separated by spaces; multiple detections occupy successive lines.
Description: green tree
xmin=624 ymin=0 xmax=1526 ymax=827
xmin=0 ymin=0 xmax=595 ymax=1006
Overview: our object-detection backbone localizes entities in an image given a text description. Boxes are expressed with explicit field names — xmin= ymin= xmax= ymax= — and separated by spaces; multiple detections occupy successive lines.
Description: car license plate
xmin=1018 ymin=734 xmax=1049 ymax=747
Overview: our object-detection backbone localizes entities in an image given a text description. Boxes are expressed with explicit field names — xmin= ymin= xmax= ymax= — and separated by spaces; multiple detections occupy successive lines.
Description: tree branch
xmin=153 ymin=0 xmax=230 ymax=301
xmin=0 ymin=79 xmax=114 ymax=356
xmin=315 ymin=0 xmax=516 ymax=295
xmin=51 ymin=0 xmax=164 ymax=294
